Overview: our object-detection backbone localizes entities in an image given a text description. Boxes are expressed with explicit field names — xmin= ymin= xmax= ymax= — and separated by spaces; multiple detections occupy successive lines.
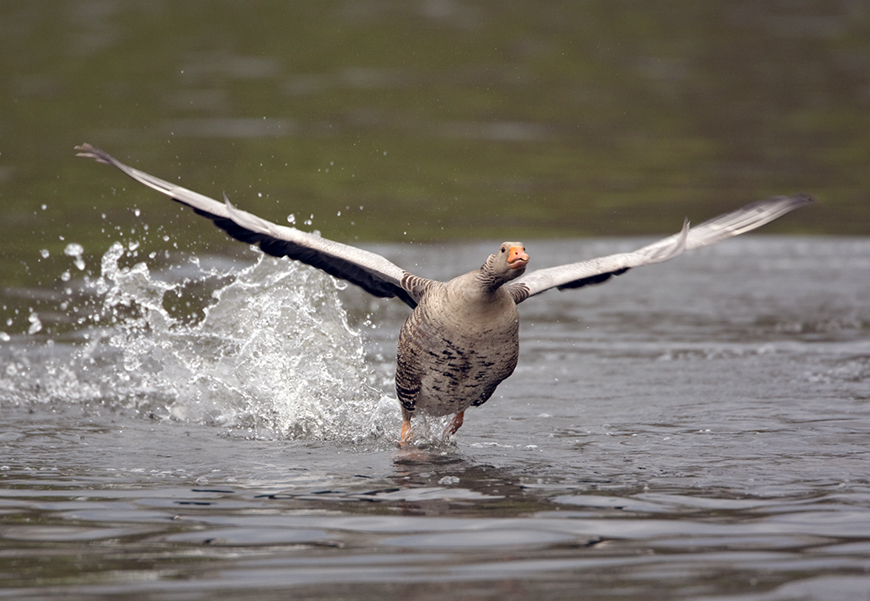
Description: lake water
xmin=2 ymin=235 xmax=869 ymax=600
xmin=1 ymin=1 xmax=869 ymax=597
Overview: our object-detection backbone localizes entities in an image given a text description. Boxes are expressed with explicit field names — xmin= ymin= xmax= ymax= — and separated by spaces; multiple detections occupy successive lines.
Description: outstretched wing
xmin=507 ymin=194 xmax=814 ymax=304
xmin=75 ymin=143 xmax=430 ymax=308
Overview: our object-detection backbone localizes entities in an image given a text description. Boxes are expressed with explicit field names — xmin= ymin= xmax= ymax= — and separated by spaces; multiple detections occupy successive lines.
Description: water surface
xmin=1 ymin=2 xmax=869 ymax=597
xmin=2 ymin=236 xmax=869 ymax=599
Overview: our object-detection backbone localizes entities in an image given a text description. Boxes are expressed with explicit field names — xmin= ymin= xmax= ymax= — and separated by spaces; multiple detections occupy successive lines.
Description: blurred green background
xmin=1 ymin=1 xmax=868 ymax=292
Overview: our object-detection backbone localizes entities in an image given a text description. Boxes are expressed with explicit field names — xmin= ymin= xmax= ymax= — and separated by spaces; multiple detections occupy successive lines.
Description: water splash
xmin=1 ymin=242 xmax=399 ymax=442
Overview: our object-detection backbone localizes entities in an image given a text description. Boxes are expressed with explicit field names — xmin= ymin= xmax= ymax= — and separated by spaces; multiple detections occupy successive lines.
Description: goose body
xmin=396 ymin=258 xmax=525 ymax=438
xmin=75 ymin=144 xmax=813 ymax=441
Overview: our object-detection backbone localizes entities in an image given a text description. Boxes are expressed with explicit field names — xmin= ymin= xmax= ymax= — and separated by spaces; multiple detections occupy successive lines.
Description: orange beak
xmin=508 ymin=245 xmax=529 ymax=269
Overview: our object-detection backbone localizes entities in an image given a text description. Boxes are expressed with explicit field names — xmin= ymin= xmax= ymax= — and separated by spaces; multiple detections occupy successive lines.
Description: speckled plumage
xmin=396 ymin=275 xmax=521 ymax=418
xmin=76 ymin=143 xmax=813 ymax=441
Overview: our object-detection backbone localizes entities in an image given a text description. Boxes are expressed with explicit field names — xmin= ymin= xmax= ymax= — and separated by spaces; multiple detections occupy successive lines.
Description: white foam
xmin=3 ymin=242 xmax=400 ymax=442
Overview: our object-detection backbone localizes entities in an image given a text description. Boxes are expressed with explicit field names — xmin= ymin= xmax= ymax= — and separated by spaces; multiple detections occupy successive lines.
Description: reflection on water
xmin=2 ymin=237 xmax=870 ymax=599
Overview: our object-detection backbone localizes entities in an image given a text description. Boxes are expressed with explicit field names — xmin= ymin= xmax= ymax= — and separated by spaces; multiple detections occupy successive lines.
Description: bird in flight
xmin=75 ymin=144 xmax=812 ymax=442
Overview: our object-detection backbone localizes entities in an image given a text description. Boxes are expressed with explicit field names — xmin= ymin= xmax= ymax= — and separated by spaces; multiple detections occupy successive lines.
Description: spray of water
xmin=1 ymin=242 xmax=400 ymax=442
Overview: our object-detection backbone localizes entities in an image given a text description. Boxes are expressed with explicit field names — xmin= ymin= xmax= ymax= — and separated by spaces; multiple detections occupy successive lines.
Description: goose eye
xmin=500 ymin=246 xmax=506 ymax=253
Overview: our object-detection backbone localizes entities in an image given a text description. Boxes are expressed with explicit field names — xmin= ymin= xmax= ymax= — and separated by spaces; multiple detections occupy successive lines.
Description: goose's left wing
xmin=507 ymin=194 xmax=814 ymax=304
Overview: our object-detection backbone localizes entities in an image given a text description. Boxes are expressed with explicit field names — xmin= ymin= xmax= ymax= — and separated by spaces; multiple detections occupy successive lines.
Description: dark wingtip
xmin=778 ymin=193 xmax=816 ymax=206
xmin=737 ymin=193 xmax=816 ymax=220
xmin=779 ymin=193 xmax=817 ymax=215
xmin=75 ymin=142 xmax=113 ymax=165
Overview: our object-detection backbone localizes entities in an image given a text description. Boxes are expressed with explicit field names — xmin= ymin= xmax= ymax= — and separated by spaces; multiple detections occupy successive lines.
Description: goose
xmin=75 ymin=143 xmax=812 ymax=442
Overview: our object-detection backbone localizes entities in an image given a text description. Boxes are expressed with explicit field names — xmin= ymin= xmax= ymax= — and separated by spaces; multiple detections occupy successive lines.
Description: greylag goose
xmin=75 ymin=144 xmax=812 ymax=441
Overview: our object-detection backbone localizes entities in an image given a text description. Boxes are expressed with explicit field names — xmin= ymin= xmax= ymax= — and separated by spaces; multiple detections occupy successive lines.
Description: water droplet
xmin=27 ymin=312 xmax=42 ymax=335
xmin=64 ymin=243 xmax=84 ymax=257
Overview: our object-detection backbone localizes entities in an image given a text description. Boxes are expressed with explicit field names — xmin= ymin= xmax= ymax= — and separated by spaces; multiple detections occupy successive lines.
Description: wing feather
xmin=508 ymin=195 xmax=813 ymax=303
xmin=75 ymin=143 xmax=428 ymax=308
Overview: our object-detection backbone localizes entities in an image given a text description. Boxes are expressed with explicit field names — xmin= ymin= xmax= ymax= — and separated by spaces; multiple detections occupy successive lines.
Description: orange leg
xmin=399 ymin=411 xmax=413 ymax=445
xmin=443 ymin=410 xmax=465 ymax=439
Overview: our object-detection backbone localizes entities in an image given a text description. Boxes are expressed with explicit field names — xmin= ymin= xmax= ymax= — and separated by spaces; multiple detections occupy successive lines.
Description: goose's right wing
xmin=76 ymin=143 xmax=431 ymax=308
